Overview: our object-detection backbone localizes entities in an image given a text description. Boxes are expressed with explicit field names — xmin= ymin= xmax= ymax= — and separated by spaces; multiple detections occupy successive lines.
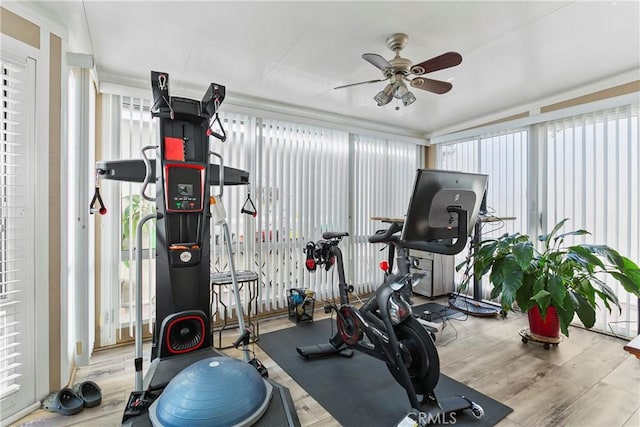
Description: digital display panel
xmin=165 ymin=165 xmax=204 ymax=212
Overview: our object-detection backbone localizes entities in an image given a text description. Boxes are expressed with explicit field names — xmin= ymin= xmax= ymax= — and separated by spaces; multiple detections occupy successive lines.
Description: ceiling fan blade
xmin=334 ymin=78 xmax=388 ymax=90
xmin=410 ymin=77 xmax=453 ymax=94
xmin=410 ymin=51 xmax=462 ymax=75
xmin=362 ymin=53 xmax=392 ymax=70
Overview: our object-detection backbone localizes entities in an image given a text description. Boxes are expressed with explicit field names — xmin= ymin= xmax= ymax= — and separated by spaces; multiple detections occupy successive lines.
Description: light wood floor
xmin=11 ymin=297 xmax=640 ymax=427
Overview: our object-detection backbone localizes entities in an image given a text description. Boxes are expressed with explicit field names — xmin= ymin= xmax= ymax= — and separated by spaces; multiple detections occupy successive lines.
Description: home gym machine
xmin=297 ymin=169 xmax=488 ymax=426
xmin=95 ymin=71 xmax=299 ymax=427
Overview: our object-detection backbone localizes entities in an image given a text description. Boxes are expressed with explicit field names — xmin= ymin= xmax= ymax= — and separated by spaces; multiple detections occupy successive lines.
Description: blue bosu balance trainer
xmin=148 ymin=357 xmax=273 ymax=427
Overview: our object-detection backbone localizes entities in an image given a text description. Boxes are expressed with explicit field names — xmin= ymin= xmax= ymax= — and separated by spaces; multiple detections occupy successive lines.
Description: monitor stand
xmin=447 ymin=294 xmax=500 ymax=317
xmin=448 ymin=196 xmax=513 ymax=318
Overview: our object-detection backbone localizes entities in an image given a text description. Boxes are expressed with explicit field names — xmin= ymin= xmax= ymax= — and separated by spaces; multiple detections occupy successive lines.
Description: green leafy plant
xmin=121 ymin=194 xmax=156 ymax=266
xmin=457 ymin=218 xmax=640 ymax=336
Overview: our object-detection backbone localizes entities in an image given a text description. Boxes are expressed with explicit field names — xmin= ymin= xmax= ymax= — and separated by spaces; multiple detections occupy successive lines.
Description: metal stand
xmin=211 ymin=270 xmax=260 ymax=349
xmin=449 ymin=195 xmax=508 ymax=317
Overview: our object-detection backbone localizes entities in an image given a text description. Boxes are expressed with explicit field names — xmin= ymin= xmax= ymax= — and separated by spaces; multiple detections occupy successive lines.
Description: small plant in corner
xmin=457 ymin=218 xmax=640 ymax=337
xmin=121 ymin=194 xmax=156 ymax=266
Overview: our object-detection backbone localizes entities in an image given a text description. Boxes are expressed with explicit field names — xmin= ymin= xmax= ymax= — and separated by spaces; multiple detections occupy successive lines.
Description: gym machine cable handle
xmin=206 ymin=112 xmax=226 ymax=142
xmin=241 ymin=192 xmax=257 ymax=217
xmin=89 ymin=176 xmax=107 ymax=215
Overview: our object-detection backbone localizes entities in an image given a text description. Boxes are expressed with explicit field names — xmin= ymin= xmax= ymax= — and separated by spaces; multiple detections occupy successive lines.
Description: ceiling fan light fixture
xmin=394 ymin=80 xmax=409 ymax=99
xmin=402 ymin=91 xmax=416 ymax=107
xmin=374 ymin=83 xmax=395 ymax=106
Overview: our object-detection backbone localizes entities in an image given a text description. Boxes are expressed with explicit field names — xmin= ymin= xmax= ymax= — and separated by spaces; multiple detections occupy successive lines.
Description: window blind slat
xmin=0 ymin=373 xmax=22 ymax=386
xmin=0 ymin=362 xmax=20 ymax=375
xmin=0 ymin=382 xmax=20 ymax=400
xmin=0 ymin=376 xmax=22 ymax=401
xmin=0 ymin=351 xmax=20 ymax=364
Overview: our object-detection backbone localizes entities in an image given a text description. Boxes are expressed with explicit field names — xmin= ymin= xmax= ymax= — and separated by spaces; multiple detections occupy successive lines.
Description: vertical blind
xmin=209 ymin=113 xmax=257 ymax=318
xmin=351 ymin=135 xmax=420 ymax=294
xmin=101 ymin=96 xmax=421 ymax=340
xmin=255 ymin=120 xmax=349 ymax=308
xmin=98 ymin=94 xmax=121 ymax=347
xmin=0 ymin=57 xmax=32 ymax=403
xmin=543 ymin=105 xmax=639 ymax=337
xmin=438 ymin=130 xmax=529 ymax=298
xmin=118 ymin=97 xmax=157 ymax=342
xmin=437 ymin=110 xmax=639 ymax=338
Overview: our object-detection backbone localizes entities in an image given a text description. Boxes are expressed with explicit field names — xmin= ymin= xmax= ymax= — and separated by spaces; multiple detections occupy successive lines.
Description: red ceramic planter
xmin=528 ymin=305 xmax=560 ymax=338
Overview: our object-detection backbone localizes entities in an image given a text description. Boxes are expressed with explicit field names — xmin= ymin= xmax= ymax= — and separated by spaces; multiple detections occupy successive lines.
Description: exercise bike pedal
xmin=323 ymin=303 xmax=333 ymax=314
xmin=395 ymin=409 xmax=420 ymax=427
xmin=419 ymin=394 xmax=484 ymax=424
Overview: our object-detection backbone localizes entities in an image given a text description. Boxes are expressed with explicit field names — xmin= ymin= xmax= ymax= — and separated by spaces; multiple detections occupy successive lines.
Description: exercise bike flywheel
xmin=388 ymin=316 xmax=440 ymax=395
xmin=336 ymin=306 xmax=363 ymax=346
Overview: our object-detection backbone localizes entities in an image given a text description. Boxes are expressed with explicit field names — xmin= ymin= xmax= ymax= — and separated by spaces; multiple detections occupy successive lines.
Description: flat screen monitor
xmin=401 ymin=169 xmax=487 ymax=243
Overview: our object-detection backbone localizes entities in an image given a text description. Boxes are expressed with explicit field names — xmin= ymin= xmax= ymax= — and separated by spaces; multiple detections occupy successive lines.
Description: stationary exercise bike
xmin=297 ymin=169 xmax=488 ymax=425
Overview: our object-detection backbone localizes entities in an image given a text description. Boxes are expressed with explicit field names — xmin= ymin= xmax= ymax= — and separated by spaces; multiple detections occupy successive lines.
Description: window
xmin=542 ymin=105 xmax=639 ymax=337
xmin=437 ymin=106 xmax=640 ymax=338
xmin=262 ymin=120 xmax=348 ymax=306
xmin=208 ymin=112 xmax=257 ymax=318
xmin=438 ymin=130 xmax=529 ymax=298
xmin=351 ymin=135 xmax=421 ymax=294
xmin=118 ymin=97 xmax=156 ymax=339
xmin=98 ymin=96 xmax=421 ymax=344
xmin=0 ymin=54 xmax=37 ymax=420
xmin=97 ymin=95 xmax=158 ymax=346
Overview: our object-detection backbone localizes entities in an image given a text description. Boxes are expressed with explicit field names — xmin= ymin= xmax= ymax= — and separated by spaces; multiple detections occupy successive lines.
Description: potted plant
xmin=121 ymin=194 xmax=156 ymax=255
xmin=457 ymin=218 xmax=640 ymax=339
xmin=120 ymin=194 xmax=156 ymax=309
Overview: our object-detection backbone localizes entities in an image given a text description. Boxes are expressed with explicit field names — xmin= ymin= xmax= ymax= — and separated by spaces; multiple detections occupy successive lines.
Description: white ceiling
xmin=24 ymin=1 xmax=640 ymax=137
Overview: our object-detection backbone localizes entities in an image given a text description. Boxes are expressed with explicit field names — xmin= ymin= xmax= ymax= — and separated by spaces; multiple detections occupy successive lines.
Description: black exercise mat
xmin=259 ymin=318 xmax=512 ymax=427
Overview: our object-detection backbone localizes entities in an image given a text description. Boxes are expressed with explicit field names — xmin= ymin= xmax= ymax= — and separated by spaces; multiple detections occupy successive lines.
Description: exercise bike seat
xmin=322 ymin=231 xmax=349 ymax=240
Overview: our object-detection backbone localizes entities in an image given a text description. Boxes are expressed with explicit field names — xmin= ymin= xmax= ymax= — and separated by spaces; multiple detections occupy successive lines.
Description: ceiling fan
xmin=335 ymin=33 xmax=462 ymax=108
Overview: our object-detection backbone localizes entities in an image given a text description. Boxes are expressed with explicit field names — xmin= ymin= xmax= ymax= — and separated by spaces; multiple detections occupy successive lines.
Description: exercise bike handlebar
xmin=368 ymin=207 xmax=470 ymax=256
xmin=368 ymin=222 xmax=403 ymax=244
